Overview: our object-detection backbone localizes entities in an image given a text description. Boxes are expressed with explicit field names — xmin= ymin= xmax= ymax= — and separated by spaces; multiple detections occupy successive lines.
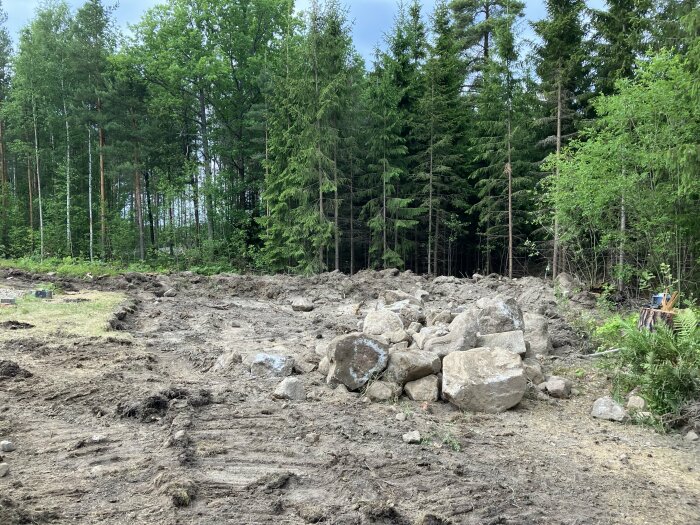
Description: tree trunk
xmin=618 ymin=194 xmax=625 ymax=292
xmin=349 ymin=158 xmax=355 ymax=276
xmin=32 ymin=96 xmax=44 ymax=260
xmin=64 ymin=99 xmax=72 ymax=256
xmin=88 ymin=127 xmax=94 ymax=261
xmin=0 ymin=120 xmax=7 ymax=251
xmin=428 ymin=84 xmax=434 ymax=275
xmin=98 ymin=98 xmax=107 ymax=259
xmin=144 ymin=170 xmax=156 ymax=251
xmin=552 ymin=79 xmax=562 ymax=279
xmin=132 ymin=113 xmax=145 ymax=260
xmin=434 ymin=203 xmax=439 ymax=275
xmin=27 ymin=157 xmax=33 ymax=248
xmin=334 ymin=140 xmax=339 ymax=271
xmin=507 ymin=118 xmax=513 ymax=279
xmin=198 ymin=89 xmax=214 ymax=242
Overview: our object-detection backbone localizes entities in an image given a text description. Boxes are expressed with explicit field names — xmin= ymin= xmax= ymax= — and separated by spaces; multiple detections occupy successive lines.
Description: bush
xmin=595 ymin=309 xmax=700 ymax=425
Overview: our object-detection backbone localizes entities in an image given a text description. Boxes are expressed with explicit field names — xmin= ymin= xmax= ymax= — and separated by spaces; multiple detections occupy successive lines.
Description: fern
xmin=674 ymin=308 xmax=698 ymax=339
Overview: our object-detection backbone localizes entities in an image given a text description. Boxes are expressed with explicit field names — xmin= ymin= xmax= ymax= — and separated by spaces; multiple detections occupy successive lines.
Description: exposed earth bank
xmin=0 ymin=268 xmax=698 ymax=524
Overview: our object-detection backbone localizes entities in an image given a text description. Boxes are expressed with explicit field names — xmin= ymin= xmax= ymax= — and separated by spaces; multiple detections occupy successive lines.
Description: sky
xmin=3 ymin=0 xmax=605 ymax=60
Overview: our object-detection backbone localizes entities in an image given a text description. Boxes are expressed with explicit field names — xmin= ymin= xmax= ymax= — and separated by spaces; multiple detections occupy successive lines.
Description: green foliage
xmin=596 ymin=313 xmax=700 ymax=423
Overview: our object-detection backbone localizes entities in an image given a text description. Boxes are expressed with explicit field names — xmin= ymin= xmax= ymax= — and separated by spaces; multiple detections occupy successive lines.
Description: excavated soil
xmin=0 ymin=268 xmax=698 ymax=525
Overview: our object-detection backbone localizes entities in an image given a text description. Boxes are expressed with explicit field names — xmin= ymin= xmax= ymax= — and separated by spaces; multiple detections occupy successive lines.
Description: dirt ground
xmin=0 ymin=268 xmax=698 ymax=525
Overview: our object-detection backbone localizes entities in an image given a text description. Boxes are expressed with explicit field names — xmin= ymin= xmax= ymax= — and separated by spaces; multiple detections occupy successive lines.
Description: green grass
xmin=0 ymin=289 xmax=127 ymax=340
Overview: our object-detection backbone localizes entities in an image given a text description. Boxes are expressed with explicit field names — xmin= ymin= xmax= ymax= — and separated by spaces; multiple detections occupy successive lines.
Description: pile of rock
xmin=316 ymin=290 xmax=558 ymax=413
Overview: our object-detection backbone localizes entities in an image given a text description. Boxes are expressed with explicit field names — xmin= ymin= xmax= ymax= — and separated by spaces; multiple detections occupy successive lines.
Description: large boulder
xmin=476 ymin=330 xmax=527 ymax=356
xmin=404 ymin=375 xmax=439 ymax=402
xmin=326 ymin=333 xmax=389 ymax=391
xmin=363 ymin=309 xmax=408 ymax=344
xmin=523 ymin=312 xmax=553 ymax=357
xmin=474 ymin=297 xmax=524 ymax=335
xmin=442 ymin=347 xmax=526 ymax=413
xmin=422 ymin=311 xmax=478 ymax=358
xmin=383 ymin=350 xmax=441 ymax=386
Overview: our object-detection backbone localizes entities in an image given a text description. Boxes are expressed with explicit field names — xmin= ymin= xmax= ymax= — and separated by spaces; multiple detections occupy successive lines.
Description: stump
xmin=638 ymin=307 xmax=675 ymax=332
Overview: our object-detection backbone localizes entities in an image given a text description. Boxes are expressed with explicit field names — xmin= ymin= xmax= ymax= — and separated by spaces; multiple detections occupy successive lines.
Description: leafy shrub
xmin=595 ymin=309 xmax=700 ymax=424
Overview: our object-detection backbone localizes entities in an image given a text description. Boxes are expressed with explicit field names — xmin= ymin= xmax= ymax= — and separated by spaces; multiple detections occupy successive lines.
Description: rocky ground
xmin=0 ymin=268 xmax=698 ymax=525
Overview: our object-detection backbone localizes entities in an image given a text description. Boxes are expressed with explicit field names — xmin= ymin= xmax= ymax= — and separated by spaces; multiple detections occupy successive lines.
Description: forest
xmin=0 ymin=0 xmax=697 ymax=292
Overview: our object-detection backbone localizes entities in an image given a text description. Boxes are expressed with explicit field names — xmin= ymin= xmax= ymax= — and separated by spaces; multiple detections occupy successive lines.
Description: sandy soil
xmin=0 ymin=268 xmax=698 ymax=525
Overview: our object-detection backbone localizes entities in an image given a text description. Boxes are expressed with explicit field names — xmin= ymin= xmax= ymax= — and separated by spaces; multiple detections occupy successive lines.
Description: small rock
xmin=404 ymin=375 xmax=439 ymax=402
xmin=0 ymin=463 xmax=8 ymax=477
xmin=163 ymin=288 xmax=177 ymax=298
xmin=422 ymin=311 xmax=478 ymax=358
xmin=395 ymin=412 xmax=407 ymax=422
xmin=591 ymin=396 xmax=627 ymax=422
xmin=366 ymin=381 xmax=401 ymax=402
xmin=318 ymin=356 xmax=330 ymax=376
xmin=474 ymin=296 xmax=524 ymax=335
xmin=522 ymin=358 xmax=544 ymax=385
xmin=402 ymin=430 xmax=421 ymax=444
xmin=273 ymin=377 xmax=306 ymax=401
xmin=250 ymin=353 xmax=295 ymax=378
xmin=0 ymin=440 xmax=15 ymax=452
xmin=291 ymin=296 xmax=314 ymax=312
xmin=304 ymin=433 xmax=320 ymax=444
xmin=540 ymin=376 xmax=572 ymax=399
xmin=685 ymin=431 xmax=698 ymax=442
xmin=627 ymin=395 xmax=646 ymax=411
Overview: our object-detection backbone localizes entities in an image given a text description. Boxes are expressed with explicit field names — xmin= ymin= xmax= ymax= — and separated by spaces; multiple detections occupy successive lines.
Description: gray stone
xmin=273 ymin=377 xmax=306 ymax=401
xmin=382 ymin=289 xmax=422 ymax=307
xmin=523 ymin=312 xmax=553 ymax=357
xmin=366 ymin=381 xmax=401 ymax=402
xmin=318 ymin=356 xmax=330 ymax=376
xmin=415 ymin=289 xmax=430 ymax=302
xmin=404 ymin=375 xmax=439 ymax=402
xmin=522 ymin=358 xmax=544 ymax=385
xmin=407 ymin=322 xmax=423 ymax=334
xmin=0 ymin=440 xmax=15 ymax=452
xmin=363 ymin=309 xmax=408 ymax=344
xmin=250 ymin=353 xmax=295 ymax=378
xmin=685 ymin=431 xmax=698 ymax=442
xmin=0 ymin=463 xmax=8 ymax=477
xmin=474 ymin=297 xmax=524 ymax=335
xmin=384 ymin=300 xmax=425 ymax=327
xmin=554 ymin=272 xmax=582 ymax=298
xmin=540 ymin=376 xmax=572 ymax=399
xmin=412 ymin=325 xmax=449 ymax=350
xmin=422 ymin=311 xmax=478 ymax=358
xmin=591 ymin=396 xmax=627 ymax=422
xmin=476 ymin=330 xmax=527 ymax=356
xmin=291 ymin=296 xmax=314 ymax=312
xmin=163 ymin=288 xmax=177 ymax=298
xmin=442 ymin=347 xmax=526 ymax=413
xmin=426 ymin=310 xmax=454 ymax=326
xmin=472 ymin=273 xmax=484 ymax=282
xmin=627 ymin=395 xmax=646 ymax=411
xmin=395 ymin=412 xmax=407 ymax=422
xmin=326 ymin=333 xmax=389 ymax=391
xmin=383 ymin=350 xmax=441 ymax=386
xmin=402 ymin=430 xmax=421 ymax=444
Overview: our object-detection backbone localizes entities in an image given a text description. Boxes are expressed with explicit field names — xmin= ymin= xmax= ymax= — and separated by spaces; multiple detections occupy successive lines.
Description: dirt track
xmin=1 ymin=269 xmax=698 ymax=524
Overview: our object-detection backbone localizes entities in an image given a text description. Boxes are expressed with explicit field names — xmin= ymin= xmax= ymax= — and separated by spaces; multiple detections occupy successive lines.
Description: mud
xmin=0 ymin=268 xmax=698 ymax=524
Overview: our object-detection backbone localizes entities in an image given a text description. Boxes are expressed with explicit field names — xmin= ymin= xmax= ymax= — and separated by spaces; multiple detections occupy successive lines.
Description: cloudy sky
xmin=3 ymin=0 xmax=605 ymax=60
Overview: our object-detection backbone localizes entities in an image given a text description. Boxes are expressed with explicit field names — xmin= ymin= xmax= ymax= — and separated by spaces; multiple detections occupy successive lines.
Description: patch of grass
xmin=595 ymin=310 xmax=700 ymax=426
xmin=0 ymin=289 xmax=127 ymax=341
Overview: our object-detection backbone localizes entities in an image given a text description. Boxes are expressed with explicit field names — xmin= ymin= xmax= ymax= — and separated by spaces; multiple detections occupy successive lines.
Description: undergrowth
xmin=595 ymin=309 xmax=700 ymax=427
